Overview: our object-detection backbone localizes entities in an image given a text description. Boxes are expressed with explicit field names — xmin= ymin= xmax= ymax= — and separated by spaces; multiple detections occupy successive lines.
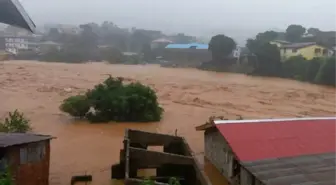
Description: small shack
xmin=0 ymin=133 xmax=54 ymax=185
xmin=196 ymin=117 xmax=336 ymax=185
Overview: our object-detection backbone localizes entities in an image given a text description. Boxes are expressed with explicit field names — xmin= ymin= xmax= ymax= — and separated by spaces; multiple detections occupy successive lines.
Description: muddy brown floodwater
xmin=0 ymin=60 xmax=335 ymax=185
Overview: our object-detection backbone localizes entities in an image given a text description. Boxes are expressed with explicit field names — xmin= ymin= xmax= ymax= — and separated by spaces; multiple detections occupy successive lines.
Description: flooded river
xmin=0 ymin=60 xmax=335 ymax=185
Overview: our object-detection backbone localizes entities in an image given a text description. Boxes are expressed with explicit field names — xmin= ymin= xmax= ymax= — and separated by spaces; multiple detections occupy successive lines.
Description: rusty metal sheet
xmin=242 ymin=152 xmax=336 ymax=185
xmin=0 ymin=133 xmax=53 ymax=147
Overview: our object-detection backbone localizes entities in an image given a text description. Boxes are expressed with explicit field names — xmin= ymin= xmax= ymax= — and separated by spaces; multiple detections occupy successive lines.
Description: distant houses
xmin=270 ymin=40 xmax=334 ymax=60
xmin=0 ymin=133 xmax=54 ymax=185
xmin=162 ymin=43 xmax=241 ymax=67
xmin=196 ymin=117 xmax=336 ymax=185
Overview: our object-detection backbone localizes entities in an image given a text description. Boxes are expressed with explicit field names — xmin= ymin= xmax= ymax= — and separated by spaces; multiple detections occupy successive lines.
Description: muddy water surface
xmin=0 ymin=61 xmax=335 ymax=185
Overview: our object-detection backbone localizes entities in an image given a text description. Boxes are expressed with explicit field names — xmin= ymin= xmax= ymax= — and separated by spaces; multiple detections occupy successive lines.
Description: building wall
xmin=163 ymin=48 xmax=211 ymax=67
xmin=204 ymin=130 xmax=233 ymax=181
xmin=204 ymin=130 xmax=264 ymax=185
xmin=6 ymin=140 xmax=51 ymax=185
xmin=280 ymin=45 xmax=330 ymax=60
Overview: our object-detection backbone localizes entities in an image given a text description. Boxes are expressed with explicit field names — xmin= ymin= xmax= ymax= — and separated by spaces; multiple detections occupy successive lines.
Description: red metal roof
xmin=215 ymin=118 xmax=336 ymax=162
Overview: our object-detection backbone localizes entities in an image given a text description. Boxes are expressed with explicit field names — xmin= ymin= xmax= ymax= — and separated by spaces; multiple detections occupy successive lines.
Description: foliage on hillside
xmin=0 ymin=110 xmax=32 ymax=133
xmin=314 ymin=57 xmax=336 ymax=86
xmin=60 ymin=76 xmax=163 ymax=123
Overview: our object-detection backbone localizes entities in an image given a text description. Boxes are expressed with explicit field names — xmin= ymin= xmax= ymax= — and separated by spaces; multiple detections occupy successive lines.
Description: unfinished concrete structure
xmin=197 ymin=117 xmax=336 ymax=185
xmin=112 ymin=129 xmax=211 ymax=185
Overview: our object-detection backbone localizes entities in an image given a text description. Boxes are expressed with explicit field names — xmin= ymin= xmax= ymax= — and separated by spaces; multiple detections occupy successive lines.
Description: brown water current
xmin=0 ymin=61 xmax=335 ymax=185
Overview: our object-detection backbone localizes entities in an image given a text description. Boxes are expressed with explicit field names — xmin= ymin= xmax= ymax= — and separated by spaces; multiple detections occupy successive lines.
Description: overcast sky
xmin=20 ymin=0 xmax=336 ymax=44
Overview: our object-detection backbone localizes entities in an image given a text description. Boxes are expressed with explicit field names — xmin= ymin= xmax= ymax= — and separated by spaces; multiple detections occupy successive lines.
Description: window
xmin=189 ymin=46 xmax=197 ymax=49
xmin=315 ymin=48 xmax=321 ymax=54
xmin=292 ymin=49 xmax=297 ymax=53
xmin=20 ymin=142 xmax=46 ymax=164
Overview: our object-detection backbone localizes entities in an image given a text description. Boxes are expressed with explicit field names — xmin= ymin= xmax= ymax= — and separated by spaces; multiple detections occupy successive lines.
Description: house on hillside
xmin=196 ymin=117 xmax=336 ymax=185
xmin=280 ymin=42 xmax=333 ymax=60
xmin=0 ymin=133 xmax=54 ymax=185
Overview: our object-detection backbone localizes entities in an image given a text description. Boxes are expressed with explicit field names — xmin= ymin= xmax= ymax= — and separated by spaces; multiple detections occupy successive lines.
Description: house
xmin=0 ymin=133 xmax=54 ymax=185
xmin=269 ymin=40 xmax=290 ymax=48
xmin=39 ymin=41 xmax=62 ymax=53
xmin=163 ymin=43 xmax=211 ymax=67
xmin=151 ymin=38 xmax=173 ymax=49
xmin=0 ymin=0 xmax=36 ymax=32
xmin=196 ymin=117 xmax=336 ymax=185
xmin=0 ymin=35 xmax=40 ymax=54
xmin=280 ymin=42 xmax=332 ymax=60
xmin=163 ymin=43 xmax=242 ymax=67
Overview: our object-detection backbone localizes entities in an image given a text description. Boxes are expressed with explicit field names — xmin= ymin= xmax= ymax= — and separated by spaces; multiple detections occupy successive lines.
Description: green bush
xmin=0 ymin=166 xmax=13 ymax=185
xmin=59 ymin=95 xmax=91 ymax=118
xmin=304 ymin=57 xmax=323 ymax=82
xmin=60 ymin=76 xmax=163 ymax=123
xmin=282 ymin=55 xmax=308 ymax=80
xmin=315 ymin=57 xmax=336 ymax=86
xmin=0 ymin=110 xmax=31 ymax=133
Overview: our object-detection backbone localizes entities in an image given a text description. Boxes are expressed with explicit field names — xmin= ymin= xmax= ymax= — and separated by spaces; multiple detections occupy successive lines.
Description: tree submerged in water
xmin=0 ymin=110 xmax=32 ymax=133
xmin=60 ymin=76 xmax=163 ymax=123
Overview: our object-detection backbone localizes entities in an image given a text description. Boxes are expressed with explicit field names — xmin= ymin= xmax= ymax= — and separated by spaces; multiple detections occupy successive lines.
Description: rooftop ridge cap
xmin=214 ymin=117 xmax=336 ymax=125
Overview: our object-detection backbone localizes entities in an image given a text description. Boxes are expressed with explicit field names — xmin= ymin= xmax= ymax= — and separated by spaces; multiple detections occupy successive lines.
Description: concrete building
xmin=0 ymin=35 xmax=40 ymax=54
xmin=196 ymin=117 xmax=336 ymax=185
xmin=0 ymin=133 xmax=54 ymax=185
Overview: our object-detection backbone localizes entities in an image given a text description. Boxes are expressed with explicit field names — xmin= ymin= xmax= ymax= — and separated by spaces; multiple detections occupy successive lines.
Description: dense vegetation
xmin=60 ymin=76 xmax=163 ymax=123
xmin=0 ymin=110 xmax=32 ymax=133
xmin=198 ymin=24 xmax=336 ymax=87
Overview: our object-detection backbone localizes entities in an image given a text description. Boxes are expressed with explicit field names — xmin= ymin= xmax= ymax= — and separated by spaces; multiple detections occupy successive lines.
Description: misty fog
xmin=17 ymin=0 xmax=336 ymax=44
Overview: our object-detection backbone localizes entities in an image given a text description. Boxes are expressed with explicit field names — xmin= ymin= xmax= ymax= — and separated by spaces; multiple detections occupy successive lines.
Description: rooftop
xmin=166 ymin=43 xmax=209 ymax=49
xmin=0 ymin=133 xmax=54 ymax=147
xmin=281 ymin=42 xmax=318 ymax=49
xmin=214 ymin=117 xmax=336 ymax=185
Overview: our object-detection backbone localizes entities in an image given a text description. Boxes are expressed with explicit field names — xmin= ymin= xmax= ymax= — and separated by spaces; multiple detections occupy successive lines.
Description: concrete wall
xmin=6 ymin=140 xmax=51 ymax=185
xmin=163 ymin=48 xmax=211 ymax=67
xmin=204 ymin=130 xmax=233 ymax=181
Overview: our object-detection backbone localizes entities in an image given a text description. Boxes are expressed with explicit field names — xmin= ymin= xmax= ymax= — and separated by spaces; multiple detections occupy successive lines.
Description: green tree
xmin=282 ymin=56 xmax=308 ymax=80
xmin=0 ymin=110 xmax=31 ymax=133
xmin=250 ymin=42 xmax=282 ymax=77
xmin=256 ymin=31 xmax=279 ymax=42
xmin=285 ymin=24 xmax=306 ymax=42
xmin=208 ymin=34 xmax=236 ymax=61
xmin=315 ymin=57 xmax=336 ymax=86
xmin=60 ymin=76 xmax=163 ymax=123
xmin=307 ymin=28 xmax=320 ymax=36
xmin=304 ymin=57 xmax=323 ymax=82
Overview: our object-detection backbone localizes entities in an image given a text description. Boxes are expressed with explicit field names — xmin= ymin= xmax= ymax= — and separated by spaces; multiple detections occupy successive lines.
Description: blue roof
xmin=165 ymin=43 xmax=209 ymax=49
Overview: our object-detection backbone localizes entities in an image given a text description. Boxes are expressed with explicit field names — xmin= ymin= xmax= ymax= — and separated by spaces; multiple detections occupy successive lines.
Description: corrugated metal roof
xmin=243 ymin=152 xmax=335 ymax=185
xmin=0 ymin=133 xmax=54 ymax=147
xmin=281 ymin=42 xmax=317 ymax=49
xmin=165 ymin=43 xmax=209 ymax=49
xmin=0 ymin=0 xmax=36 ymax=32
xmin=215 ymin=117 xmax=336 ymax=161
